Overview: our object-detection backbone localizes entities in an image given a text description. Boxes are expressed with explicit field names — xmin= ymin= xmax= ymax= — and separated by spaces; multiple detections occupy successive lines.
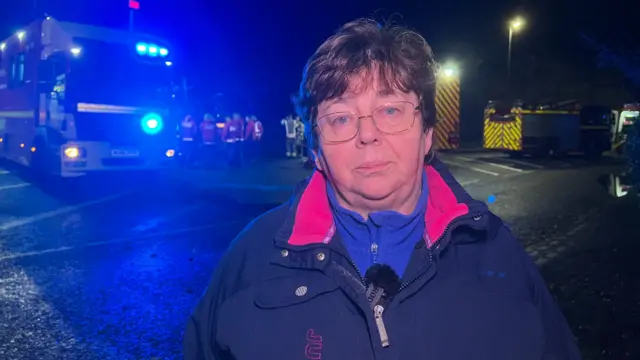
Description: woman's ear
xmin=423 ymin=127 xmax=434 ymax=156
xmin=311 ymin=149 xmax=324 ymax=171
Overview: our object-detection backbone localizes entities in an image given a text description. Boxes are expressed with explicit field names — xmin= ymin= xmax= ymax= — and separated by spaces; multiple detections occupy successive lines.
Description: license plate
xmin=111 ymin=149 xmax=140 ymax=157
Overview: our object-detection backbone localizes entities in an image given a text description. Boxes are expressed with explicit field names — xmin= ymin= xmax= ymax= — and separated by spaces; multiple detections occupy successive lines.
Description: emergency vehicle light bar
xmin=77 ymin=103 xmax=157 ymax=114
xmin=135 ymin=42 xmax=168 ymax=57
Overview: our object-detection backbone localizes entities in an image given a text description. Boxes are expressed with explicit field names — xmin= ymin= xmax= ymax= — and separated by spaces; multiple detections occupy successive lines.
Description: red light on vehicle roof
xmin=129 ymin=0 xmax=140 ymax=10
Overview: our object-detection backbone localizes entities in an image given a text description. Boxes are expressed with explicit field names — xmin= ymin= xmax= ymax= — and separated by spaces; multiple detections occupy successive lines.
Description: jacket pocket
xmin=218 ymin=274 xmax=371 ymax=360
xmin=254 ymin=274 xmax=340 ymax=309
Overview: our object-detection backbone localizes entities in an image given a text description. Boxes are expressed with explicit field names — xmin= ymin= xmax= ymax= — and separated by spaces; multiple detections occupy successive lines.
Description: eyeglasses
xmin=315 ymin=101 xmax=422 ymax=143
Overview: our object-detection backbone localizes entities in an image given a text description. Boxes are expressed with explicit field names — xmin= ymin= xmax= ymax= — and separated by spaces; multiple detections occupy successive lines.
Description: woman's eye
xmin=383 ymin=107 xmax=401 ymax=115
xmin=333 ymin=115 xmax=350 ymax=124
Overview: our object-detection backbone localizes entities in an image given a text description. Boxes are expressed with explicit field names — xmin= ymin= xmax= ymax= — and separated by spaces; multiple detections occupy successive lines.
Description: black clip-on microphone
xmin=364 ymin=264 xmax=401 ymax=348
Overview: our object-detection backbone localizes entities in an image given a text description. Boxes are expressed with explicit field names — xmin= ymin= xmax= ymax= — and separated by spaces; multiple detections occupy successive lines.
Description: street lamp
xmin=439 ymin=62 xmax=459 ymax=79
xmin=507 ymin=16 xmax=524 ymax=79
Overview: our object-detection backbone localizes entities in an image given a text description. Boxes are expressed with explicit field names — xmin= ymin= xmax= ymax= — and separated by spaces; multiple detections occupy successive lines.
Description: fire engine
xmin=0 ymin=17 xmax=177 ymax=177
xmin=433 ymin=65 xmax=461 ymax=150
xmin=612 ymin=102 xmax=640 ymax=156
xmin=483 ymin=99 xmax=612 ymax=158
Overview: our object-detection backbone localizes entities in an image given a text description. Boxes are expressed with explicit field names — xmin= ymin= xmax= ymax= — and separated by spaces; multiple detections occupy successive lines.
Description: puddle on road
xmin=598 ymin=172 xmax=640 ymax=199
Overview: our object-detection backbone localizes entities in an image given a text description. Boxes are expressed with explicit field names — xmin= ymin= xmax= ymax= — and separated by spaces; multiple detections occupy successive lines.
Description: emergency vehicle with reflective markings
xmin=433 ymin=65 xmax=460 ymax=150
xmin=0 ymin=17 xmax=176 ymax=177
xmin=483 ymin=100 xmax=611 ymax=158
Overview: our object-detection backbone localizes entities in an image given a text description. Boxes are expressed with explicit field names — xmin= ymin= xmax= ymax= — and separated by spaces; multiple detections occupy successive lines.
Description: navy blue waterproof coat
xmin=184 ymin=158 xmax=581 ymax=360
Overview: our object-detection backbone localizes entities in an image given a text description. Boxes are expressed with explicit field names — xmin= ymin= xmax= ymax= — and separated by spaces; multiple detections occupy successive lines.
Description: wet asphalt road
xmin=0 ymin=153 xmax=637 ymax=360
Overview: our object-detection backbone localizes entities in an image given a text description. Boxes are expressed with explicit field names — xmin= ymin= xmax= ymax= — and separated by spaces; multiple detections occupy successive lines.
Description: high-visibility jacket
xmin=200 ymin=120 xmax=217 ymax=144
xmin=281 ymin=117 xmax=297 ymax=139
xmin=245 ymin=120 xmax=264 ymax=140
xmin=180 ymin=116 xmax=197 ymax=141
xmin=222 ymin=119 xmax=244 ymax=142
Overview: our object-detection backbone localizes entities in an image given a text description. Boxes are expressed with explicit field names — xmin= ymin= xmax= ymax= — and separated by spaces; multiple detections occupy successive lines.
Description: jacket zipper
xmin=374 ymin=304 xmax=390 ymax=347
xmin=370 ymin=215 xmax=476 ymax=348
xmin=279 ymin=212 xmax=481 ymax=348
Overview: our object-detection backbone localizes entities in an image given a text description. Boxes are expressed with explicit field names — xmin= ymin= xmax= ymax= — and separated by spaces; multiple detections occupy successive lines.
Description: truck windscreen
xmin=68 ymin=37 xmax=174 ymax=107
xmin=580 ymin=107 xmax=612 ymax=126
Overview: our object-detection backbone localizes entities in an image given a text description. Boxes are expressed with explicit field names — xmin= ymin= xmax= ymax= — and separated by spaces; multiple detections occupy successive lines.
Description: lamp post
xmin=507 ymin=17 xmax=524 ymax=80
xmin=129 ymin=0 xmax=140 ymax=31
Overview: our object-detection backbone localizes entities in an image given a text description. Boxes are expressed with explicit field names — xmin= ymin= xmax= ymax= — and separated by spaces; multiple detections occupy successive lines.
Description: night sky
xmin=1 ymin=0 xmax=638 ymax=123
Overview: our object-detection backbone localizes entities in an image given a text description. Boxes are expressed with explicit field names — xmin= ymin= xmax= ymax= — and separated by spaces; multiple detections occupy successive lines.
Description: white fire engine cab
xmin=611 ymin=102 xmax=640 ymax=155
xmin=0 ymin=17 xmax=176 ymax=177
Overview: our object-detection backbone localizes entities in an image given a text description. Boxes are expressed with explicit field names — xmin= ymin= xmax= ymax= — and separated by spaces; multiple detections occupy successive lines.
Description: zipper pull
xmin=373 ymin=304 xmax=390 ymax=347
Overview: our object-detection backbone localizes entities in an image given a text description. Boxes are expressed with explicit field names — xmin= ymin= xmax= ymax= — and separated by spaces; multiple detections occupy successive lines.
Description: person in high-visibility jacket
xmin=222 ymin=114 xmax=245 ymax=167
xmin=244 ymin=115 xmax=264 ymax=162
xmin=253 ymin=115 xmax=263 ymax=140
xmin=180 ymin=114 xmax=198 ymax=141
xmin=200 ymin=113 xmax=217 ymax=145
xmin=179 ymin=114 xmax=198 ymax=167
xmin=199 ymin=113 xmax=217 ymax=166
xmin=244 ymin=115 xmax=264 ymax=141
xmin=222 ymin=114 xmax=243 ymax=141
xmin=281 ymin=114 xmax=297 ymax=157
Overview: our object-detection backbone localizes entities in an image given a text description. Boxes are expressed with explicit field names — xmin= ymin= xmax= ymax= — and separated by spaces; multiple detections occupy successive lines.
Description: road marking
xmin=482 ymin=161 xmax=527 ymax=173
xmin=442 ymin=160 xmax=501 ymax=176
xmin=455 ymin=156 xmax=477 ymax=162
xmin=0 ymin=220 xmax=247 ymax=261
xmin=459 ymin=179 xmax=480 ymax=186
xmin=505 ymin=158 xmax=545 ymax=169
xmin=0 ymin=183 xmax=31 ymax=191
xmin=457 ymin=156 xmax=526 ymax=173
xmin=0 ymin=193 xmax=128 ymax=231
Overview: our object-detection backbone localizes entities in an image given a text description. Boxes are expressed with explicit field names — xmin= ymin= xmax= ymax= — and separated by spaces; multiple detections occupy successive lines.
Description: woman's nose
xmin=356 ymin=116 xmax=381 ymax=145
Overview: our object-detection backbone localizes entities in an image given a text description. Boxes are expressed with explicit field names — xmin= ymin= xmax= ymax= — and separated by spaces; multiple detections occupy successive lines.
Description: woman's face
xmin=314 ymin=73 xmax=432 ymax=213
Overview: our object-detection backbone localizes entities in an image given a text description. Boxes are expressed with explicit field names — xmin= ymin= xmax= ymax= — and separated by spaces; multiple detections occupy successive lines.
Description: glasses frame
xmin=314 ymin=101 xmax=422 ymax=143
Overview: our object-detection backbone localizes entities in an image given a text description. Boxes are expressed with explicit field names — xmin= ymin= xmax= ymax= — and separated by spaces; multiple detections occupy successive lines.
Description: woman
xmin=184 ymin=18 xmax=581 ymax=360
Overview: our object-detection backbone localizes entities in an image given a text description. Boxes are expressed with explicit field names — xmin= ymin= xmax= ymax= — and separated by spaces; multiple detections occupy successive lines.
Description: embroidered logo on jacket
xmin=305 ymin=329 xmax=323 ymax=359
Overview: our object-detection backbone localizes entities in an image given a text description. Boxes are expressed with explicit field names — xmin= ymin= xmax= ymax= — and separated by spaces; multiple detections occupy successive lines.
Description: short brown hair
xmin=292 ymin=18 xmax=438 ymax=148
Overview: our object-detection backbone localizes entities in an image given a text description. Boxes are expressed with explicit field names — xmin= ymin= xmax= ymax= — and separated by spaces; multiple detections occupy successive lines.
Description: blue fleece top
xmin=327 ymin=171 xmax=428 ymax=278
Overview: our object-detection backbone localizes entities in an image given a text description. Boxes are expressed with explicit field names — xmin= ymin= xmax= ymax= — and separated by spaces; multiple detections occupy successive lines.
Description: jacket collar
xmin=275 ymin=156 xmax=488 ymax=248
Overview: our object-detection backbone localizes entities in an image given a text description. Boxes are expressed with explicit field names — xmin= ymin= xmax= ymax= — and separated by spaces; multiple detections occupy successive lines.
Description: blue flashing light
xmin=487 ymin=195 xmax=496 ymax=204
xmin=136 ymin=42 xmax=147 ymax=55
xmin=141 ymin=113 xmax=163 ymax=135
xmin=135 ymin=42 xmax=169 ymax=57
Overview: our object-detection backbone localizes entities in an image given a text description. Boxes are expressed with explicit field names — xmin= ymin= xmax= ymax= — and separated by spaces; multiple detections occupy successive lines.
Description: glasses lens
xmin=317 ymin=112 xmax=358 ymax=142
xmin=372 ymin=102 xmax=416 ymax=134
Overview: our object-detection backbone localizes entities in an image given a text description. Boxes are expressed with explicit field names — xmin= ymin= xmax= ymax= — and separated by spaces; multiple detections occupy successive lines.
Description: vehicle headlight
xmin=64 ymin=146 xmax=85 ymax=158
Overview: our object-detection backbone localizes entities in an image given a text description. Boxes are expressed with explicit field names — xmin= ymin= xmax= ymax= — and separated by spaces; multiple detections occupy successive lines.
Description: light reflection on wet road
xmin=0 ymin=154 xmax=636 ymax=359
